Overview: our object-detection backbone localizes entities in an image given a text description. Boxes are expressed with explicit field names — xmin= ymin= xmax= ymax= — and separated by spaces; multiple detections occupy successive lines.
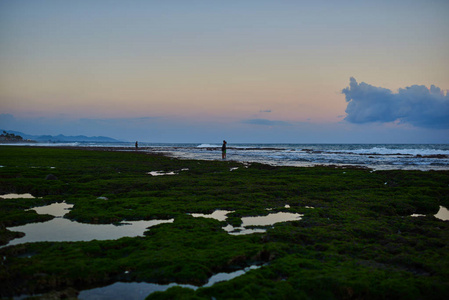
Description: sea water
xmin=116 ymin=143 xmax=449 ymax=170
xmin=157 ymin=143 xmax=449 ymax=170
xmin=7 ymin=142 xmax=449 ymax=170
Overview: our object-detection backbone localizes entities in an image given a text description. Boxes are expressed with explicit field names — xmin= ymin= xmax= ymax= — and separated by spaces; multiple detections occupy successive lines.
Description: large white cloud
xmin=342 ymin=77 xmax=449 ymax=129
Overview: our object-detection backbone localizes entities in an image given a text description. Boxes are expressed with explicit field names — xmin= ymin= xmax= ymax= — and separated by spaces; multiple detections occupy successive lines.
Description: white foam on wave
xmin=196 ymin=143 xmax=260 ymax=149
xmin=197 ymin=144 xmax=220 ymax=148
xmin=332 ymin=147 xmax=449 ymax=156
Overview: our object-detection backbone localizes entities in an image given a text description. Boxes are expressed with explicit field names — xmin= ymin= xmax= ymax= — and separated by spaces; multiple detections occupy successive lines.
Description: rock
xmin=45 ymin=174 xmax=58 ymax=180
xmin=422 ymin=154 xmax=448 ymax=159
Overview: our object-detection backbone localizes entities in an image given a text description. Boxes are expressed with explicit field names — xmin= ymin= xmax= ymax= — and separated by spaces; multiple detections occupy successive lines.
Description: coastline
xmin=2 ymin=142 xmax=449 ymax=171
xmin=0 ymin=142 xmax=449 ymax=171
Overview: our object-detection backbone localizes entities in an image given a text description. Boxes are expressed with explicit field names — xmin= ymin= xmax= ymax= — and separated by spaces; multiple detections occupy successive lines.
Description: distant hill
xmin=0 ymin=130 xmax=122 ymax=143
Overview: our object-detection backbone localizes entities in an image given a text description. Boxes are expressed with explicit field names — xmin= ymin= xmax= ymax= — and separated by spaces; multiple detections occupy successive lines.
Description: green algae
xmin=1 ymin=146 xmax=449 ymax=299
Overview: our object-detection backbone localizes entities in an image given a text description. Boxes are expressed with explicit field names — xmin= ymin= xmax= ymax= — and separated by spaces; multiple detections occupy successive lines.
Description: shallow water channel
xmin=78 ymin=265 xmax=261 ymax=300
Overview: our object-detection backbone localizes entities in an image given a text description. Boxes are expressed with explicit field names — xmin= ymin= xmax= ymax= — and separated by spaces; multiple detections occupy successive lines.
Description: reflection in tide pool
xmin=411 ymin=213 xmax=426 ymax=218
xmin=240 ymin=212 xmax=302 ymax=227
xmin=410 ymin=206 xmax=449 ymax=221
xmin=79 ymin=282 xmax=195 ymax=300
xmin=78 ymin=265 xmax=260 ymax=300
xmin=27 ymin=202 xmax=73 ymax=217
xmin=5 ymin=202 xmax=173 ymax=247
xmin=147 ymin=171 xmax=177 ymax=176
xmin=222 ymin=225 xmax=266 ymax=235
xmin=190 ymin=210 xmax=234 ymax=222
xmin=435 ymin=206 xmax=449 ymax=221
xmin=6 ymin=218 xmax=174 ymax=247
xmin=0 ymin=193 xmax=35 ymax=199
xmin=225 ymin=212 xmax=303 ymax=235
xmin=147 ymin=169 xmax=188 ymax=176
xmin=203 ymin=265 xmax=260 ymax=287
xmin=190 ymin=209 xmax=303 ymax=235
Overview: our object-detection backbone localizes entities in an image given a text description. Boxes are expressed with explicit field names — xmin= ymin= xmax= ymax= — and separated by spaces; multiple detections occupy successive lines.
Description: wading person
xmin=222 ymin=140 xmax=227 ymax=159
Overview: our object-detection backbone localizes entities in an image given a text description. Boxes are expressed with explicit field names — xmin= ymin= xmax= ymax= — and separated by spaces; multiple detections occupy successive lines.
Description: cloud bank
xmin=342 ymin=78 xmax=449 ymax=129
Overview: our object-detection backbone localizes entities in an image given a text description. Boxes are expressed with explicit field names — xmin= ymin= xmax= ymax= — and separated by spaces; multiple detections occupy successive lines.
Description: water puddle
xmin=4 ymin=202 xmax=173 ymax=247
xmin=190 ymin=210 xmax=234 ymax=222
xmin=190 ymin=210 xmax=302 ymax=235
xmin=27 ymin=202 xmax=73 ymax=217
xmin=410 ymin=206 xmax=449 ymax=221
xmin=222 ymin=225 xmax=266 ymax=235
xmin=6 ymin=219 xmax=174 ymax=247
xmin=0 ymin=193 xmax=35 ymax=199
xmin=78 ymin=265 xmax=260 ymax=300
xmin=435 ymin=206 xmax=449 ymax=221
xmin=240 ymin=212 xmax=302 ymax=227
xmin=148 ymin=171 xmax=177 ymax=176
xmin=203 ymin=265 xmax=260 ymax=287
xmin=225 ymin=212 xmax=303 ymax=235
xmin=147 ymin=168 xmax=189 ymax=176
xmin=79 ymin=282 xmax=195 ymax=300
xmin=411 ymin=213 xmax=426 ymax=217
xmin=29 ymin=166 xmax=56 ymax=169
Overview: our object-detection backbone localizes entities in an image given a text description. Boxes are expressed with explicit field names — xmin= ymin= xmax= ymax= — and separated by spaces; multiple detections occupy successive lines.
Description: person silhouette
xmin=222 ymin=140 xmax=227 ymax=159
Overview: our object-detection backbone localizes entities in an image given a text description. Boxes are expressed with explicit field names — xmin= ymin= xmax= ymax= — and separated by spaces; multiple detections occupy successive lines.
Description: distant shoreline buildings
xmin=0 ymin=131 xmax=35 ymax=143
xmin=0 ymin=130 xmax=121 ymax=143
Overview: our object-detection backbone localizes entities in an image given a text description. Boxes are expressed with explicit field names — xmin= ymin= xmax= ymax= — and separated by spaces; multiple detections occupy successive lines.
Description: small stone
xmin=45 ymin=174 xmax=58 ymax=180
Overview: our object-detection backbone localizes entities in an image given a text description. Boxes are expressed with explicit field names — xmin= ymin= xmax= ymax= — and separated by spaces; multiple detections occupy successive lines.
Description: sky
xmin=1 ymin=0 xmax=448 ymax=143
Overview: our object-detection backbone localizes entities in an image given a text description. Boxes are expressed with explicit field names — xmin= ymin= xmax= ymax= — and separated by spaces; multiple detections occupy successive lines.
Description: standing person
xmin=222 ymin=140 xmax=227 ymax=159
xmin=135 ymin=141 xmax=138 ymax=150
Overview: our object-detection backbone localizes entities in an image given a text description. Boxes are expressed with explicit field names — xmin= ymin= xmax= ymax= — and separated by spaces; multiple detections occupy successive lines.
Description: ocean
xmin=8 ymin=142 xmax=449 ymax=171
xmin=152 ymin=143 xmax=449 ymax=171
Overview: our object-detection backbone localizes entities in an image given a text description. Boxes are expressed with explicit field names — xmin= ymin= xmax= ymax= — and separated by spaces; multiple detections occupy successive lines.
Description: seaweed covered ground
xmin=1 ymin=146 xmax=448 ymax=299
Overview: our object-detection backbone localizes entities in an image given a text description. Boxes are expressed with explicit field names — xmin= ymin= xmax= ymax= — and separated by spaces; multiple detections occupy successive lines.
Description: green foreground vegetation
xmin=1 ymin=146 xmax=448 ymax=299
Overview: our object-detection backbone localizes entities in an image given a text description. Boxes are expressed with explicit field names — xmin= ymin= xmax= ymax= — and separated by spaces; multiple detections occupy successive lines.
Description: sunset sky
xmin=1 ymin=0 xmax=448 ymax=143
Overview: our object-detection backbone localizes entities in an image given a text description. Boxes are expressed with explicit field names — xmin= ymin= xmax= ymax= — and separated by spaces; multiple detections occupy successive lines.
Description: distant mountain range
xmin=1 ymin=129 xmax=122 ymax=143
